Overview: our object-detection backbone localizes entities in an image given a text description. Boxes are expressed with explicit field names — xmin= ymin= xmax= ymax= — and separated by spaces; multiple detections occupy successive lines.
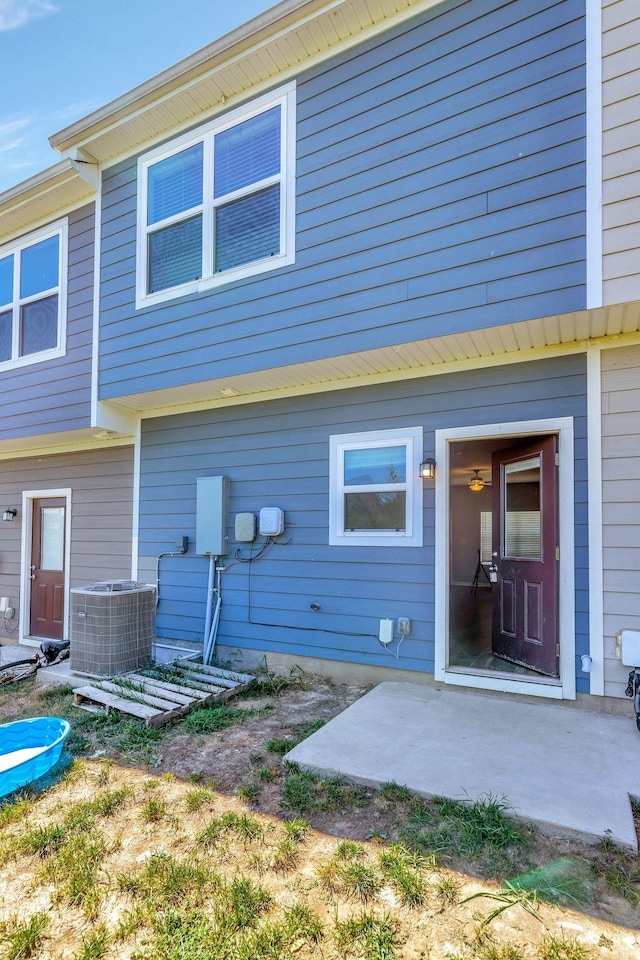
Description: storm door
xmin=29 ymin=497 xmax=66 ymax=640
xmin=491 ymin=436 xmax=558 ymax=677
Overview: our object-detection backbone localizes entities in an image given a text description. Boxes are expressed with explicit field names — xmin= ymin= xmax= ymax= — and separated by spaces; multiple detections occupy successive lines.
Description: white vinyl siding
xmin=602 ymin=0 xmax=640 ymax=304
xmin=601 ymin=343 xmax=640 ymax=698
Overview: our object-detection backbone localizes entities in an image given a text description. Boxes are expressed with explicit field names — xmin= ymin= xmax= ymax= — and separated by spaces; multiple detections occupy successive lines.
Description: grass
xmin=378 ymin=844 xmax=427 ymax=907
xmin=400 ymin=792 xmax=533 ymax=876
xmin=591 ymin=833 xmax=640 ymax=905
xmin=0 ymin=911 xmax=48 ymax=960
xmin=537 ymin=936 xmax=594 ymax=960
xmin=265 ymin=718 xmax=326 ymax=754
xmin=73 ymin=923 xmax=111 ymax=960
xmin=281 ymin=762 xmax=369 ymax=814
xmin=182 ymin=702 xmax=273 ymax=733
xmin=0 ymin=672 xmax=636 ymax=960
xmin=333 ymin=911 xmax=401 ymax=960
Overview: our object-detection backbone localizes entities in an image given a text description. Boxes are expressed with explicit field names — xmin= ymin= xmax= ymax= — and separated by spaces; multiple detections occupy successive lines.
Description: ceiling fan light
xmin=468 ymin=470 xmax=484 ymax=492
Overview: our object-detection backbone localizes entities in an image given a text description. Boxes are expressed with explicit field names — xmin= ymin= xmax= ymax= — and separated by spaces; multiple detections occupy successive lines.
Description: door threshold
xmin=443 ymin=667 xmax=565 ymax=699
xmin=447 ymin=665 xmax=561 ymax=685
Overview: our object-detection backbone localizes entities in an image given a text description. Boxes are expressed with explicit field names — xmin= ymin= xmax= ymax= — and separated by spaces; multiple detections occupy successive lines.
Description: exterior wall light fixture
xmin=468 ymin=470 xmax=485 ymax=492
xmin=419 ymin=456 xmax=436 ymax=480
xmin=2 ymin=508 xmax=17 ymax=521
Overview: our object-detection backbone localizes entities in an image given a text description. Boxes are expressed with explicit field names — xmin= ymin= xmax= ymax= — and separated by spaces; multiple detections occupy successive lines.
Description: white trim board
xmin=19 ymin=488 xmax=72 ymax=645
xmin=586 ymin=345 xmax=604 ymax=695
xmin=434 ymin=418 xmax=576 ymax=700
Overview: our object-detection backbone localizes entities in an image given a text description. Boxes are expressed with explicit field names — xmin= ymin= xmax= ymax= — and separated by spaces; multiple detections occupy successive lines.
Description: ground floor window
xmin=329 ymin=426 xmax=423 ymax=547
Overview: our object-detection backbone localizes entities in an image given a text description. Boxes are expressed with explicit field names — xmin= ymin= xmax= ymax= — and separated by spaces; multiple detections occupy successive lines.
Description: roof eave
xmin=49 ymin=0 xmax=321 ymax=154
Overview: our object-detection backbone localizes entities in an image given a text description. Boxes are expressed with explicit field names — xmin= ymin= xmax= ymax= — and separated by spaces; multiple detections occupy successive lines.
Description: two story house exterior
xmin=1 ymin=0 xmax=638 ymax=708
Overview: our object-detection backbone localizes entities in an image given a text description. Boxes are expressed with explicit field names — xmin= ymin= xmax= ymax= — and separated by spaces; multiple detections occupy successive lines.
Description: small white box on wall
xmin=259 ymin=507 xmax=284 ymax=537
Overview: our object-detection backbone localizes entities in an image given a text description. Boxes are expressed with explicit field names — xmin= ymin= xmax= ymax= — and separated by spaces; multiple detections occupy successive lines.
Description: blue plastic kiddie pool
xmin=0 ymin=717 xmax=70 ymax=798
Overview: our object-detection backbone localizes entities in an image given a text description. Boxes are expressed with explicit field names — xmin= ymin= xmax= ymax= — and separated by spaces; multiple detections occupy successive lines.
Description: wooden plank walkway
xmin=73 ymin=660 xmax=255 ymax=728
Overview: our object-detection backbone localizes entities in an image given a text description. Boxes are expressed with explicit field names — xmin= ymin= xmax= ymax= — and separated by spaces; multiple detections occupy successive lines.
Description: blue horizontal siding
xmin=0 ymin=203 xmax=94 ymax=441
xmin=138 ymin=354 xmax=587 ymax=677
xmin=98 ymin=0 xmax=586 ymax=401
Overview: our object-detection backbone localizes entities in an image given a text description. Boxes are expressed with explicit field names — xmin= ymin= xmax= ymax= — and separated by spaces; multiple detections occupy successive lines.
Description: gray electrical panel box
xmin=196 ymin=476 xmax=229 ymax=556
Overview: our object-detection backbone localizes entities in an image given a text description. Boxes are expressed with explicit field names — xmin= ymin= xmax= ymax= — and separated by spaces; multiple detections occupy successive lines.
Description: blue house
xmin=1 ymin=0 xmax=639 ymax=707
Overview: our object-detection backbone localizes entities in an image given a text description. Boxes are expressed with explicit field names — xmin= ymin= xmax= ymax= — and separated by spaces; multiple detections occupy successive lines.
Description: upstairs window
xmin=137 ymin=84 xmax=296 ymax=307
xmin=329 ymin=427 xmax=424 ymax=547
xmin=0 ymin=222 xmax=67 ymax=368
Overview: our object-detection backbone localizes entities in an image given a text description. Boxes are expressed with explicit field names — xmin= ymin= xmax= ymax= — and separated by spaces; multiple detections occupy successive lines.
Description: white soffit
xmin=112 ymin=302 xmax=640 ymax=414
xmin=0 ymin=160 xmax=96 ymax=243
xmin=49 ymin=0 xmax=441 ymax=165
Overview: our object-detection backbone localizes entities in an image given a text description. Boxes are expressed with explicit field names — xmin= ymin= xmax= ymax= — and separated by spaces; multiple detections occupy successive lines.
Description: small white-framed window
xmin=136 ymin=83 xmax=296 ymax=308
xmin=329 ymin=427 xmax=424 ymax=547
xmin=0 ymin=221 xmax=67 ymax=369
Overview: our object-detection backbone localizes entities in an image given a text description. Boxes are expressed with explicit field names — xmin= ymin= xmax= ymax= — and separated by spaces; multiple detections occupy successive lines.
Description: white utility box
xmin=620 ymin=630 xmax=640 ymax=666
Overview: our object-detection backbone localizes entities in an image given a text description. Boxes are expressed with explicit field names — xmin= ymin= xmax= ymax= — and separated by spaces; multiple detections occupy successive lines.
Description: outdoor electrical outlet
xmin=4 ymin=607 xmax=14 ymax=620
xmin=398 ymin=617 xmax=411 ymax=636
xmin=379 ymin=618 xmax=393 ymax=645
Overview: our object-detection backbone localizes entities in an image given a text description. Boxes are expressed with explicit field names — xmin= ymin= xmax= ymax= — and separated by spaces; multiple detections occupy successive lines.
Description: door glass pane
xmin=41 ymin=507 xmax=64 ymax=571
xmin=504 ymin=456 xmax=541 ymax=559
xmin=344 ymin=445 xmax=406 ymax=485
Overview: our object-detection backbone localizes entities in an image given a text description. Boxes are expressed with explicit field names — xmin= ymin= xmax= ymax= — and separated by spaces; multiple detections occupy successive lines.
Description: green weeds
xmin=400 ymin=792 xmax=533 ymax=876
xmin=0 ymin=911 xmax=49 ymax=960
xmin=281 ymin=762 xmax=368 ymax=814
xmin=591 ymin=833 xmax=640 ymax=905
xmin=333 ymin=911 xmax=402 ymax=960
xmin=183 ymin=702 xmax=273 ymax=734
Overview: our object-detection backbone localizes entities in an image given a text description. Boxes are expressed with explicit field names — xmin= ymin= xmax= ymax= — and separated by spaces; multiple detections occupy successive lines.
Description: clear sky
xmin=0 ymin=0 xmax=278 ymax=195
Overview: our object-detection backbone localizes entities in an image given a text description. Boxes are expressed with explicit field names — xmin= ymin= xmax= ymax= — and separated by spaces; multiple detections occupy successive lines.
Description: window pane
xmin=345 ymin=491 xmax=407 ymax=531
xmin=148 ymin=215 xmax=203 ymax=293
xmin=20 ymin=236 xmax=59 ymax=299
xmin=504 ymin=456 xmax=541 ymax=559
xmin=0 ymin=310 xmax=12 ymax=361
xmin=215 ymin=184 xmax=280 ymax=273
xmin=148 ymin=143 xmax=203 ymax=225
xmin=214 ymin=106 xmax=280 ymax=197
xmin=0 ymin=255 xmax=13 ymax=306
xmin=20 ymin=295 xmax=58 ymax=356
xmin=344 ymin=445 xmax=406 ymax=485
xmin=40 ymin=507 xmax=65 ymax=571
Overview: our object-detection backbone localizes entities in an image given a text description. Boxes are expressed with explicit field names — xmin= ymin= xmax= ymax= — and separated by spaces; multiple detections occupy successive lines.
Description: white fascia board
xmin=49 ymin=0 xmax=443 ymax=163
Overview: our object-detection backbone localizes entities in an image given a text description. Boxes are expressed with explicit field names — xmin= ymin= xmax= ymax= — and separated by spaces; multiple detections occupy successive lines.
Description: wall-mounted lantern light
xmin=468 ymin=470 xmax=485 ymax=492
xmin=2 ymin=508 xmax=17 ymax=522
xmin=419 ymin=456 xmax=436 ymax=480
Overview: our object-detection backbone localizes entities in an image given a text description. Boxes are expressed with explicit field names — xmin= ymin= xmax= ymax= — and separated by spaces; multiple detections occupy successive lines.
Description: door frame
xmin=434 ymin=418 xmax=575 ymax=700
xmin=19 ymin=488 xmax=72 ymax=646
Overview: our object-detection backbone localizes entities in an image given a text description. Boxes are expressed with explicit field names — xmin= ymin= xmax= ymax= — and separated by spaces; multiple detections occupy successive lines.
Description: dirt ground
xmin=1 ymin=665 xmax=639 ymax=959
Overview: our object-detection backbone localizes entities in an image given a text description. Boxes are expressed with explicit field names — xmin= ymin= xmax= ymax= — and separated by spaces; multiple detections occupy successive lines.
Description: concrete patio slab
xmin=286 ymin=681 xmax=640 ymax=850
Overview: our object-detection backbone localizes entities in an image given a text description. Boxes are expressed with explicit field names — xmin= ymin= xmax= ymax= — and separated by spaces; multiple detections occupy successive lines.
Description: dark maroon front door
xmin=491 ymin=436 xmax=559 ymax=677
xmin=30 ymin=498 xmax=66 ymax=640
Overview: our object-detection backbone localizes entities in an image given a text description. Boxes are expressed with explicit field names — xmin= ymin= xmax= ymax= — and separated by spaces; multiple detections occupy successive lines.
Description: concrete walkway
xmin=286 ymin=681 xmax=640 ymax=850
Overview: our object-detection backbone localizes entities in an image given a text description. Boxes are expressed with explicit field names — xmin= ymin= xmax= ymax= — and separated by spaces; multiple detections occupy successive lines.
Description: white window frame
xmin=136 ymin=82 xmax=296 ymax=309
xmin=0 ymin=220 xmax=68 ymax=370
xmin=329 ymin=427 xmax=424 ymax=547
